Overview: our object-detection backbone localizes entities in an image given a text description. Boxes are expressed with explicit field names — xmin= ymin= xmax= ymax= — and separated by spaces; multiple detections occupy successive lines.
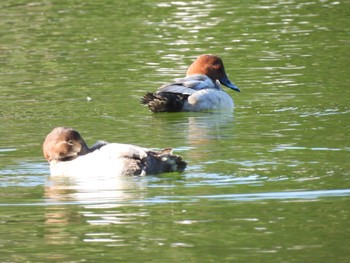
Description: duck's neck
xmin=89 ymin=141 xmax=109 ymax=152
xmin=58 ymin=155 xmax=78 ymax=162
xmin=79 ymin=140 xmax=91 ymax=155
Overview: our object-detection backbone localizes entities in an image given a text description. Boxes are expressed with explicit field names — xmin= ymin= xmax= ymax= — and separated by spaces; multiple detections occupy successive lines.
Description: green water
xmin=0 ymin=0 xmax=349 ymax=262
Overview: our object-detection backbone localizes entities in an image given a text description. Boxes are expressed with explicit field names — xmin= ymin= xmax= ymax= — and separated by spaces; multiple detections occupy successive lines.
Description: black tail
xmin=141 ymin=92 xmax=187 ymax=112
xmin=145 ymin=148 xmax=187 ymax=174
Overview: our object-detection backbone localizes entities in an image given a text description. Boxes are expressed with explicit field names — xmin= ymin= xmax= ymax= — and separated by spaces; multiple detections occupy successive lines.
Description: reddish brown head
xmin=186 ymin=54 xmax=240 ymax=92
xmin=43 ymin=127 xmax=90 ymax=162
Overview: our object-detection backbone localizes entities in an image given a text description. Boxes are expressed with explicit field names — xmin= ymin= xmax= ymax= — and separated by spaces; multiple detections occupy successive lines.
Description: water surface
xmin=0 ymin=0 xmax=349 ymax=262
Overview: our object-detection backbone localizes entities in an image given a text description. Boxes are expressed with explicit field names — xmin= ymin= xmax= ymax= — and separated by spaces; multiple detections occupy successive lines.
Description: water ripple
xmin=1 ymin=189 xmax=349 ymax=207
xmin=143 ymin=189 xmax=350 ymax=203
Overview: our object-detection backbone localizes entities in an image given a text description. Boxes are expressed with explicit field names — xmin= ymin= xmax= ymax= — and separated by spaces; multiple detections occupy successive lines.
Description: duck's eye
xmin=67 ymin=140 xmax=74 ymax=145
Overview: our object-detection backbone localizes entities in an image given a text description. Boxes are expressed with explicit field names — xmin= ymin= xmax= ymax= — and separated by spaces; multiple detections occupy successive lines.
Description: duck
xmin=141 ymin=54 xmax=240 ymax=112
xmin=43 ymin=127 xmax=187 ymax=176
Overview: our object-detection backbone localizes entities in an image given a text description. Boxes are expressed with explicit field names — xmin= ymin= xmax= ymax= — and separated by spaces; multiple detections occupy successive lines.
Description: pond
xmin=0 ymin=0 xmax=349 ymax=262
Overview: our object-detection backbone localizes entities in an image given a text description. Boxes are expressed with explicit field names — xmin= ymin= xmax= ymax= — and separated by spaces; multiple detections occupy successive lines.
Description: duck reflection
xmin=186 ymin=112 xmax=236 ymax=166
xmin=44 ymin=174 xmax=146 ymax=206
xmin=148 ymin=111 xmax=235 ymax=162
xmin=186 ymin=112 xmax=234 ymax=146
xmin=43 ymin=174 xmax=148 ymax=246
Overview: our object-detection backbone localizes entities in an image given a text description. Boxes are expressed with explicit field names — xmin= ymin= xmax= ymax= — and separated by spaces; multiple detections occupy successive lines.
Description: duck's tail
xmin=141 ymin=92 xmax=187 ymax=112
xmin=145 ymin=148 xmax=187 ymax=174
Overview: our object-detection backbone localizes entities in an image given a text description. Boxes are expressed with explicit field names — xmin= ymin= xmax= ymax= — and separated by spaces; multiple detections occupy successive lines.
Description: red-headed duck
xmin=141 ymin=54 xmax=240 ymax=112
xmin=43 ymin=127 xmax=187 ymax=176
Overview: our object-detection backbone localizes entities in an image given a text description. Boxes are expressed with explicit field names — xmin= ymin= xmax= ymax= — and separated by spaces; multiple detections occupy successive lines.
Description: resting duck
xmin=141 ymin=54 xmax=240 ymax=112
xmin=43 ymin=127 xmax=187 ymax=176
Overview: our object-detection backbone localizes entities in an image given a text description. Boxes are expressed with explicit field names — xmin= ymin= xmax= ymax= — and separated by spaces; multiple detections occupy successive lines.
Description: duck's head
xmin=186 ymin=54 xmax=240 ymax=92
xmin=43 ymin=127 xmax=90 ymax=162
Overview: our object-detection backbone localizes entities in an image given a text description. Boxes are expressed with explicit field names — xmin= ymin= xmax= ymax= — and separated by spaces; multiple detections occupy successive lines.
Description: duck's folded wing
xmin=157 ymin=74 xmax=214 ymax=94
xmin=157 ymin=84 xmax=196 ymax=95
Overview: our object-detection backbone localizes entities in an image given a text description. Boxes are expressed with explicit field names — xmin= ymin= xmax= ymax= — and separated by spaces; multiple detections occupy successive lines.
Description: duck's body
xmin=43 ymin=127 xmax=186 ymax=177
xmin=141 ymin=54 xmax=240 ymax=112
